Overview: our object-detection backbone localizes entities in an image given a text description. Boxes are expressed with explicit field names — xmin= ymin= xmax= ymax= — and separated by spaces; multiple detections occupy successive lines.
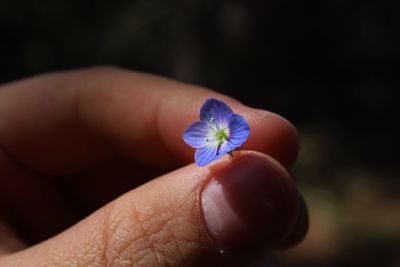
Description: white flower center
xmin=207 ymin=117 xmax=230 ymax=145
xmin=214 ymin=128 xmax=229 ymax=143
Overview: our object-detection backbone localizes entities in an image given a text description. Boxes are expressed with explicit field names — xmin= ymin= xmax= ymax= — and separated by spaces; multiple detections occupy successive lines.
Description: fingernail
xmin=201 ymin=154 xmax=297 ymax=252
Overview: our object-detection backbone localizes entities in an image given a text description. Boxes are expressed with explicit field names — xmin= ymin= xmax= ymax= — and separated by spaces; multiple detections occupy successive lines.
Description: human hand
xmin=0 ymin=67 xmax=308 ymax=266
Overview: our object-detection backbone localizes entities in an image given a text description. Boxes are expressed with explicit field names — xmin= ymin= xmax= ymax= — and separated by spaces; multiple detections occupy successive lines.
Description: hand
xmin=0 ymin=67 xmax=308 ymax=266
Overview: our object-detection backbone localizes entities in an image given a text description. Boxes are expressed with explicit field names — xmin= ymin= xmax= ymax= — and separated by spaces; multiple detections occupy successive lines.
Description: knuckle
xmin=94 ymin=196 xmax=206 ymax=267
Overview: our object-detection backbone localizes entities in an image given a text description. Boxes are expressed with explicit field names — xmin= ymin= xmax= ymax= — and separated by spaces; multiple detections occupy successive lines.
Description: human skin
xmin=0 ymin=67 xmax=308 ymax=266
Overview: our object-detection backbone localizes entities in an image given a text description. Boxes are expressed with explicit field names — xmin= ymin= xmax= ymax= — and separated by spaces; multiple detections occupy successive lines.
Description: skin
xmin=0 ymin=67 xmax=308 ymax=266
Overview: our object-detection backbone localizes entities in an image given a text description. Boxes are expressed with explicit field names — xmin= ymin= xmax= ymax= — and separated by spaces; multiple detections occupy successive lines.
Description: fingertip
xmin=177 ymin=101 xmax=300 ymax=169
xmin=240 ymin=108 xmax=300 ymax=168
xmin=202 ymin=151 xmax=301 ymax=253
xmin=278 ymin=194 xmax=309 ymax=249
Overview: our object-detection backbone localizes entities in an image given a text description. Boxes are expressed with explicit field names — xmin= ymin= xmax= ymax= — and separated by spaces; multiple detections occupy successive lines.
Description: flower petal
xmin=182 ymin=121 xmax=211 ymax=148
xmin=216 ymin=141 xmax=235 ymax=157
xmin=195 ymin=144 xmax=225 ymax=167
xmin=200 ymin=98 xmax=233 ymax=127
xmin=228 ymin=114 xmax=250 ymax=147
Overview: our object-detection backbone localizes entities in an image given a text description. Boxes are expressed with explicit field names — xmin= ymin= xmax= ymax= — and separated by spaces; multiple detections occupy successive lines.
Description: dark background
xmin=1 ymin=1 xmax=399 ymax=266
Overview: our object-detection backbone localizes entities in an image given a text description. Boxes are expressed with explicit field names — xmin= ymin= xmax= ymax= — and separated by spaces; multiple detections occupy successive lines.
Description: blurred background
xmin=1 ymin=0 xmax=399 ymax=266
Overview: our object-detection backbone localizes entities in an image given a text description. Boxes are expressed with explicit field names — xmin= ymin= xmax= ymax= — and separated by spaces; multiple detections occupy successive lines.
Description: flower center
xmin=214 ymin=128 xmax=229 ymax=143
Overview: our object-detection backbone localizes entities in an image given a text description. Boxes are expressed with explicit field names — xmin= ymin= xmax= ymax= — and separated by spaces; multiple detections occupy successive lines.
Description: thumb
xmin=0 ymin=152 xmax=305 ymax=266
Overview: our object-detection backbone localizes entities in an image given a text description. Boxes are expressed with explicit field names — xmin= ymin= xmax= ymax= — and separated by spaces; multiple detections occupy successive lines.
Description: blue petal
xmin=195 ymin=144 xmax=226 ymax=167
xmin=182 ymin=121 xmax=210 ymax=148
xmin=228 ymin=114 xmax=250 ymax=147
xmin=200 ymin=98 xmax=233 ymax=126
xmin=216 ymin=141 xmax=235 ymax=157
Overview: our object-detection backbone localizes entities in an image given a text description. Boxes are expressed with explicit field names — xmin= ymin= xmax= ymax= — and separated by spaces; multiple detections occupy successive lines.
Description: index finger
xmin=0 ymin=67 xmax=299 ymax=175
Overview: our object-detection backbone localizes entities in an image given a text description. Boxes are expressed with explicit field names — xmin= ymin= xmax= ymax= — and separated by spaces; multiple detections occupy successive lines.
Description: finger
xmin=0 ymin=67 xmax=299 ymax=176
xmin=0 ymin=152 xmax=306 ymax=266
xmin=278 ymin=194 xmax=309 ymax=249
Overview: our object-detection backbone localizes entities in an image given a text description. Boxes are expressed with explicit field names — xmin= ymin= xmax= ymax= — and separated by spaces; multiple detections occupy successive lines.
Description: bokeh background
xmin=1 ymin=1 xmax=399 ymax=266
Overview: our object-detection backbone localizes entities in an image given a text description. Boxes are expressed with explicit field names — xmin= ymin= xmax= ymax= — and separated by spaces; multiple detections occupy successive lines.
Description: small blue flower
xmin=182 ymin=98 xmax=250 ymax=166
